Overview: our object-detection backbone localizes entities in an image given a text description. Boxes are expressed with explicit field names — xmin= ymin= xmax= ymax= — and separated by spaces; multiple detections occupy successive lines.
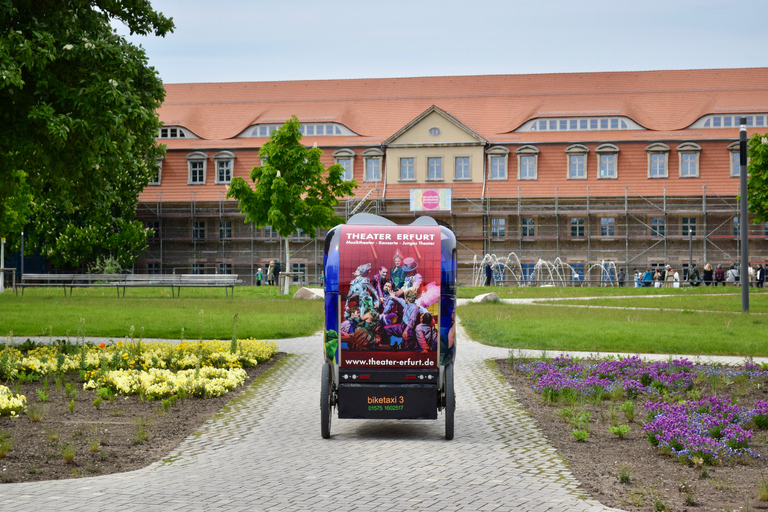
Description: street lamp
xmin=20 ymin=228 xmax=24 ymax=283
xmin=739 ymin=117 xmax=749 ymax=312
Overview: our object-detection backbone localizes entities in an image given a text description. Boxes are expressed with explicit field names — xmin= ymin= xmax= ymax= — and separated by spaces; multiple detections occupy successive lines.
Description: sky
xmin=115 ymin=0 xmax=768 ymax=84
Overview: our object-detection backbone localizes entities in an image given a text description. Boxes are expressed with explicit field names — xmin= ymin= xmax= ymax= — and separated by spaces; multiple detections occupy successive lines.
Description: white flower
xmin=108 ymin=79 xmax=117 ymax=87
xmin=276 ymin=171 xmax=281 ymax=178
xmin=63 ymin=44 xmax=73 ymax=51
xmin=762 ymin=137 xmax=768 ymax=146
xmin=84 ymin=42 xmax=94 ymax=50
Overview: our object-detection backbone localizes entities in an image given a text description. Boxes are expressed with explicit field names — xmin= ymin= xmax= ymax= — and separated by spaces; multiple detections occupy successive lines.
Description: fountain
xmin=472 ymin=254 xmax=618 ymax=287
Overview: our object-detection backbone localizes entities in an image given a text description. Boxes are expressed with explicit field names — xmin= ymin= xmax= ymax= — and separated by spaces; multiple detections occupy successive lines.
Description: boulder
xmin=472 ymin=292 xmax=499 ymax=303
xmin=293 ymin=287 xmax=324 ymax=300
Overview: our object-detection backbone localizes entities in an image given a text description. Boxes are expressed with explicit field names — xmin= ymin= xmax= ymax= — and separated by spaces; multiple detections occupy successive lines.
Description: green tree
xmin=747 ymin=133 xmax=768 ymax=224
xmin=227 ymin=115 xmax=357 ymax=290
xmin=0 ymin=0 xmax=174 ymax=268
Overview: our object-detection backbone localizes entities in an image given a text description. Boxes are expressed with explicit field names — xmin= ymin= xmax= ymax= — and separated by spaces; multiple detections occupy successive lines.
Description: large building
xmin=137 ymin=68 xmax=768 ymax=285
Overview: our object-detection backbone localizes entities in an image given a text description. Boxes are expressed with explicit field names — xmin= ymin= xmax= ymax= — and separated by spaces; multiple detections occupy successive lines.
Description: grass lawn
xmin=555 ymin=291 xmax=768 ymax=313
xmin=456 ymin=284 xmax=767 ymax=299
xmin=459 ymin=302 xmax=768 ymax=356
xmin=0 ymin=286 xmax=323 ymax=340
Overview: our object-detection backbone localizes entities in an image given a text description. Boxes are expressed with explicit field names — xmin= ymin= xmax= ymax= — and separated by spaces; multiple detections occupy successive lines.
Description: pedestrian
xmin=274 ymin=260 xmax=282 ymax=287
xmin=267 ymin=260 xmax=275 ymax=286
xmin=642 ymin=267 xmax=653 ymax=287
xmin=726 ymin=264 xmax=739 ymax=285
xmin=653 ymin=268 xmax=661 ymax=288
xmin=688 ymin=263 xmax=701 ymax=287
xmin=702 ymin=263 xmax=713 ymax=286
xmin=714 ymin=264 xmax=725 ymax=286
xmin=256 ymin=267 xmax=263 ymax=286
xmin=665 ymin=266 xmax=676 ymax=288
xmin=484 ymin=262 xmax=492 ymax=286
xmin=748 ymin=264 xmax=755 ymax=287
xmin=617 ymin=267 xmax=626 ymax=287
xmin=756 ymin=264 xmax=765 ymax=288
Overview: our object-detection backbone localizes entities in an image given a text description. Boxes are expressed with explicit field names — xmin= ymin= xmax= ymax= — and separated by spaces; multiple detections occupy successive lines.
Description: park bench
xmin=18 ymin=273 xmax=239 ymax=298
xmin=118 ymin=274 xmax=239 ymax=298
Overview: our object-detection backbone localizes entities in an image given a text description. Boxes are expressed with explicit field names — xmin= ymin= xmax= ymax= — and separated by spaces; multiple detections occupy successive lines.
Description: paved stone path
xmin=0 ymin=323 xmax=631 ymax=512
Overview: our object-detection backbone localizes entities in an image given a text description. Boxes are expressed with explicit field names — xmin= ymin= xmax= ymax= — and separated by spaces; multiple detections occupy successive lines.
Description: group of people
xmin=617 ymin=263 xmax=766 ymax=288
xmin=340 ymin=251 xmax=441 ymax=353
xmin=255 ymin=260 xmax=281 ymax=286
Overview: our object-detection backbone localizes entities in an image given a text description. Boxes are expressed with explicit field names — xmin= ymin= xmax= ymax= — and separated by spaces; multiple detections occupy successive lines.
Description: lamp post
xmin=1 ymin=237 xmax=5 ymax=293
xmin=739 ymin=117 xmax=749 ymax=313
xmin=20 ymin=229 xmax=25 ymax=283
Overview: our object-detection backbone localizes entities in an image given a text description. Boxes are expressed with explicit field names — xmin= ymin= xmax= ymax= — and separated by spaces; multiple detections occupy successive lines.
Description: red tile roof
xmin=159 ymin=68 xmax=768 ymax=145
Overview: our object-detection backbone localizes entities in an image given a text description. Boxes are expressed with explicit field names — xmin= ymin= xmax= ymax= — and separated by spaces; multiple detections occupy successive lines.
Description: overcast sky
xmin=116 ymin=0 xmax=768 ymax=84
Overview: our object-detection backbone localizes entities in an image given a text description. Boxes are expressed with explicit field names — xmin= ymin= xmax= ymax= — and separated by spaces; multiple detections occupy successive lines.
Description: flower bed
xmin=0 ymin=338 xmax=279 ymax=415
xmin=512 ymin=354 xmax=768 ymax=465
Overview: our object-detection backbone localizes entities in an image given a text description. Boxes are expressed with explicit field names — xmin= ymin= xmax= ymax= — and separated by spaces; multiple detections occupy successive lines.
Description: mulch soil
xmin=496 ymin=359 xmax=768 ymax=512
xmin=0 ymin=353 xmax=284 ymax=483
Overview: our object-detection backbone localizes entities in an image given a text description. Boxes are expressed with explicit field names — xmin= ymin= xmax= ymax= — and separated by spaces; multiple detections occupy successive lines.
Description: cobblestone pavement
xmin=0 ymin=323 xmax=628 ymax=512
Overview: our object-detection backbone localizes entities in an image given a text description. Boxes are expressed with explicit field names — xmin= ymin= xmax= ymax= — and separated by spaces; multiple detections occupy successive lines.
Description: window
xmin=516 ymin=146 xmax=539 ymax=180
xmin=428 ymin=157 xmax=443 ymax=180
xmin=292 ymin=262 xmax=307 ymax=284
xmin=487 ymin=147 xmax=509 ymax=180
xmin=158 ymin=126 xmax=190 ymax=138
xmin=600 ymin=217 xmax=615 ymax=237
xmin=682 ymin=217 xmax=697 ymax=237
xmin=292 ymin=228 xmax=306 ymax=240
xmin=491 ymin=218 xmax=506 ymax=238
xmin=521 ymin=218 xmax=535 ymax=238
xmin=518 ymin=116 xmax=640 ymax=132
xmin=219 ymin=220 xmax=232 ymax=240
xmin=333 ymin=149 xmax=356 ymax=181
xmin=264 ymin=226 xmax=278 ymax=240
xmin=147 ymin=263 xmax=160 ymax=275
xmin=399 ymin=157 xmax=415 ymax=180
xmin=646 ymin=143 xmax=670 ymax=178
xmin=186 ymin=151 xmax=208 ymax=184
xmin=455 ymin=157 xmax=470 ymax=180
xmin=565 ymin=145 xmax=588 ymax=179
xmin=252 ymin=122 xmax=356 ymax=137
xmin=146 ymin=221 xmax=159 ymax=241
xmin=651 ymin=217 xmax=666 ymax=237
xmin=150 ymin=157 xmax=162 ymax=185
xmin=429 ymin=127 xmax=440 ymax=136
xmin=365 ymin=158 xmax=380 ymax=181
xmin=677 ymin=143 xmax=701 ymax=178
xmin=193 ymin=221 xmax=205 ymax=240
xmin=218 ymin=263 xmax=232 ymax=275
xmin=521 ymin=262 xmax=535 ymax=282
xmin=690 ymin=113 xmax=768 ymax=129
xmin=192 ymin=263 xmax=205 ymax=275
xmin=570 ymin=218 xmax=585 ymax=238
xmin=213 ymin=151 xmax=235 ymax=184
xmin=728 ymin=141 xmax=741 ymax=177
xmin=596 ymin=144 xmax=619 ymax=179
xmin=362 ymin=148 xmax=383 ymax=182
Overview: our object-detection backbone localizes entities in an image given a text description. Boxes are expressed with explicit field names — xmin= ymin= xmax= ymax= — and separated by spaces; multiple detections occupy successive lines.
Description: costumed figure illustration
xmin=390 ymin=250 xmax=406 ymax=292
xmin=379 ymin=281 xmax=406 ymax=326
xmin=415 ymin=311 xmax=438 ymax=353
xmin=370 ymin=265 xmax=391 ymax=310
xmin=380 ymin=290 xmax=421 ymax=350
xmin=345 ymin=263 xmax=379 ymax=317
xmin=340 ymin=306 xmax=381 ymax=351
xmin=398 ymin=257 xmax=441 ymax=310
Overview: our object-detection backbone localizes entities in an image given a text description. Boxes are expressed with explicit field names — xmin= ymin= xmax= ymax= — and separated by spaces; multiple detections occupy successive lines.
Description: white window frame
xmin=487 ymin=146 xmax=509 ymax=180
xmin=565 ymin=145 xmax=588 ymax=180
xmin=521 ymin=217 xmax=535 ymax=238
xmin=186 ymin=151 xmax=208 ymax=185
xmin=399 ymin=157 xmax=415 ymax=181
xmin=650 ymin=216 xmax=666 ymax=237
xmin=646 ymin=143 xmax=670 ymax=178
xmin=516 ymin=145 xmax=539 ymax=180
xmin=427 ymin=156 xmax=443 ymax=181
xmin=681 ymin=216 xmax=697 ymax=237
xmin=570 ymin=217 xmax=586 ymax=238
xmin=600 ymin=217 xmax=616 ymax=237
xmin=728 ymin=141 xmax=741 ymax=177
xmin=149 ymin=156 xmax=163 ymax=185
xmin=454 ymin=156 xmax=471 ymax=181
xmin=333 ymin=149 xmax=356 ymax=181
xmin=213 ymin=151 xmax=235 ymax=185
xmin=595 ymin=144 xmax=619 ymax=180
xmin=491 ymin=218 xmax=506 ymax=239
xmin=676 ymin=142 xmax=701 ymax=178
xmin=361 ymin=148 xmax=383 ymax=182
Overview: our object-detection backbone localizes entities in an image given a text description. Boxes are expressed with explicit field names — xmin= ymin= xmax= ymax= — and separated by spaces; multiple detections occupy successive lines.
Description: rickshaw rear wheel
xmin=445 ymin=363 xmax=455 ymax=440
xmin=321 ymin=362 xmax=333 ymax=439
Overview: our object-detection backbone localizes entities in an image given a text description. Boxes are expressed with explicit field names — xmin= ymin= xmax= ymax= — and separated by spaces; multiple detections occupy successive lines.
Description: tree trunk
xmin=282 ymin=236 xmax=291 ymax=295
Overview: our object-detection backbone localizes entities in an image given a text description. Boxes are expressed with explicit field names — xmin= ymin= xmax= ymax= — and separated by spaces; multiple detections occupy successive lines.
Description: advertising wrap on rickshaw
xmin=338 ymin=224 xmax=441 ymax=370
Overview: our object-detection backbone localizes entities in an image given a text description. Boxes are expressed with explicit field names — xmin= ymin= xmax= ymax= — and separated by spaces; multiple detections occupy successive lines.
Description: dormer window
xmin=429 ymin=127 xmax=441 ymax=136
xmin=186 ymin=151 xmax=208 ymax=185
xmin=646 ymin=143 xmax=670 ymax=178
xmin=595 ymin=144 xmax=619 ymax=179
xmin=158 ymin=126 xmax=195 ymax=138
xmin=333 ymin=149 xmax=356 ymax=181
xmin=565 ymin=145 xmax=589 ymax=180
xmin=677 ymin=142 xmax=701 ymax=178
xmin=213 ymin=151 xmax=236 ymax=184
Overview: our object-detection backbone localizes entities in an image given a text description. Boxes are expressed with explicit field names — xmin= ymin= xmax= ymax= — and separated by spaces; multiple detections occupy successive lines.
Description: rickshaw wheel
xmin=321 ymin=362 xmax=333 ymax=439
xmin=445 ymin=363 xmax=455 ymax=440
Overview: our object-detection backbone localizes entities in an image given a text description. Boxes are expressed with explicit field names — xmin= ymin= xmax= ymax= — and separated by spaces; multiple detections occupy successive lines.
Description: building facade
xmin=137 ymin=68 xmax=768 ymax=285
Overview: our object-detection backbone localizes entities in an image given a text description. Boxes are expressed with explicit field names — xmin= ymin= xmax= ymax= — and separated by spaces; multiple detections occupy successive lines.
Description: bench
xmin=118 ymin=274 xmax=239 ymax=298
xmin=18 ymin=273 xmax=128 ymax=297
xmin=18 ymin=273 xmax=239 ymax=298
